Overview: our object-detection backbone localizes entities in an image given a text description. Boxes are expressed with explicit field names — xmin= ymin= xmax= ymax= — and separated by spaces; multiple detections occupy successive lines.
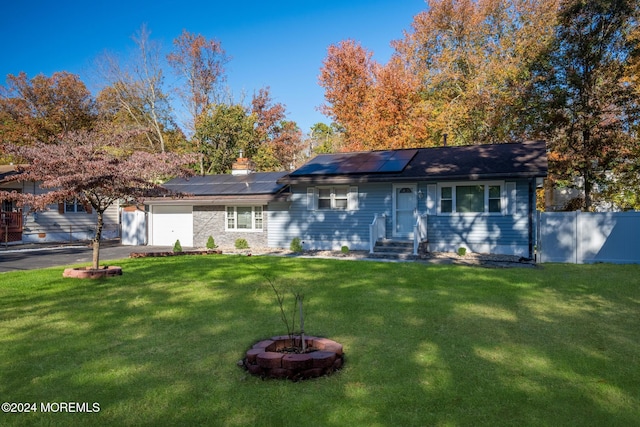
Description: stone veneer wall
xmin=193 ymin=205 xmax=269 ymax=249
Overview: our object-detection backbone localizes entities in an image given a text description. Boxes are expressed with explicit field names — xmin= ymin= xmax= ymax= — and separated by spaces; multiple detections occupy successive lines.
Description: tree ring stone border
xmin=242 ymin=335 xmax=345 ymax=380
xmin=63 ymin=266 xmax=122 ymax=279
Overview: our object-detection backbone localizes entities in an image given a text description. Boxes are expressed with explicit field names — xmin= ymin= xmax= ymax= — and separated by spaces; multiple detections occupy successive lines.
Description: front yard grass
xmin=1 ymin=256 xmax=639 ymax=426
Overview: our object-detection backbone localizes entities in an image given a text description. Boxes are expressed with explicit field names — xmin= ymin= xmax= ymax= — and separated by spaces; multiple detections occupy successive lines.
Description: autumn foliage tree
xmin=364 ymin=56 xmax=428 ymax=149
xmin=168 ymin=29 xmax=229 ymax=125
xmin=0 ymin=130 xmax=195 ymax=269
xmin=254 ymin=120 xmax=303 ymax=171
xmin=1 ymin=27 xmax=302 ymax=177
xmin=319 ymin=41 xmax=427 ymax=151
xmin=319 ymin=0 xmax=639 ymax=210
xmin=194 ymin=88 xmax=303 ymax=174
xmin=397 ymin=0 xmax=559 ymax=145
xmin=0 ymin=71 xmax=96 ymax=147
xmin=319 ymin=0 xmax=560 ymax=150
xmin=251 ymin=87 xmax=303 ymax=170
xmin=168 ymin=29 xmax=229 ymax=174
xmin=611 ymin=25 xmax=640 ymax=210
xmin=528 ymin=0 xmax=639 ymax=210
xmin=319 ymin=40 xmax=375 ymax=150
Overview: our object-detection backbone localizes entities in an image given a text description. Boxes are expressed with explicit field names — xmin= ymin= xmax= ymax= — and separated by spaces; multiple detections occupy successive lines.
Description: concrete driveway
xmin=0 ymin=241 xmax=173 ymax=273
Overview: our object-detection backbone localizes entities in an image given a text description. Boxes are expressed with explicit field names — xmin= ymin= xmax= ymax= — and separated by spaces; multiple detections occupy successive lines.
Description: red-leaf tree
xmin=0 ymin=130 xmax=195 ymax=269
xmin=251 ymin=87 xmax=303 ymax=170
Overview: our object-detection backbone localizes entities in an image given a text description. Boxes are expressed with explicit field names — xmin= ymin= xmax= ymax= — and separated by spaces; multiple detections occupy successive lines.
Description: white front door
xmin=394 ymin=184 xmax=417 ymax=238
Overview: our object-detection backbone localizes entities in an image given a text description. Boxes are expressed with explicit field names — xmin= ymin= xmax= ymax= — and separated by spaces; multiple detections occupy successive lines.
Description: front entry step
xmin=371 ymin=239 xmax=417 ymax=260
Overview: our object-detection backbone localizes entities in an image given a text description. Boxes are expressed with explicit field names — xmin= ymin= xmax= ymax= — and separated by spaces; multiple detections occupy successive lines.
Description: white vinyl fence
xmin=121 ymin=209 xmax=147 ymax=245
xmin=538 ymin=211 xmax=640 ymax=264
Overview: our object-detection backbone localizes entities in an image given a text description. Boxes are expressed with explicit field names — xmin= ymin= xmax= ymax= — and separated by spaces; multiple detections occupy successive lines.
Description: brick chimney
xmin=231 ymin=150 xmax=255 ymax=175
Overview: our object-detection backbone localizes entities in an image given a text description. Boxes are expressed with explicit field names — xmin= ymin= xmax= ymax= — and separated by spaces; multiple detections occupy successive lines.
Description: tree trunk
xmin=582 ymin=127 xmax=593 ymax=212
xmin=584 ymin=177 xmax=593 ymax=212
xmin=92 ymin=210 xmax=104 ymax=269
xmin=583 ymin=166 xmax=593 ymax=212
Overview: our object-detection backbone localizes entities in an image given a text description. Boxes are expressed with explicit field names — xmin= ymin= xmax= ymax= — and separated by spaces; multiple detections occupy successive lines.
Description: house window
xmin=438 ymin=183 xmax=504 ymax=214
xmin=308 ymin=186 xmax=359 ymax=211
xmin=456 ymin=185 xmax=484 ymax=213
xmin=65 ymin=198 xmax=86 ymax=213
xmin=226 ymin=206 xmax=263 ymax=231
xmin=488 ymin=185 xmax=502 ymax=213
xmin=318 ymin=186 xmax=349 ymax=210
xmin=441 ymin=187 xmax=453 ymax=213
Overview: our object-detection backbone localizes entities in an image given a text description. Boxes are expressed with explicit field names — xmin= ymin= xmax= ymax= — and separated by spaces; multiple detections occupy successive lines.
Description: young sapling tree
xmin=263 ymin=273 xmax=308 ymax=352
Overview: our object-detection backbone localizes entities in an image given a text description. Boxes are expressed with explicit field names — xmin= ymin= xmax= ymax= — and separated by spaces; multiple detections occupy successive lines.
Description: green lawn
xmin=1 ymin=255 xmax=639 ymax=426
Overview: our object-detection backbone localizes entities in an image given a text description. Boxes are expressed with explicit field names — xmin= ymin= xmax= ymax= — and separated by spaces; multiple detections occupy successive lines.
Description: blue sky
xmin=1 ymin=0 xmax=427 ymax=134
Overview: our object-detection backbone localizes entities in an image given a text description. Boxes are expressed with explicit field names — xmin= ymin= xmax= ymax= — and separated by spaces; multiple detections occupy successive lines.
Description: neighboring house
xmin=545 ymin=174 xmax=625 ymax=212
xmin=0 ymin=165 xmax=24 ymax=243
xmin=147 ymin=141 xmax=547 ymax=258
xmin=0 ymin=164 xmax=120 ymax=244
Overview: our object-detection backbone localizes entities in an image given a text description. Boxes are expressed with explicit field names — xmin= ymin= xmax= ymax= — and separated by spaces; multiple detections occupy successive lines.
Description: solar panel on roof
xmin=396 ymin=150 xmax=417 ymax=159
xmin=291 ymin=149 xmax=417 ymax=176
xmin=377 ymin=160 xmax=411 ymax=172
xmin=162 ymin=171 xmax=288 ymax=196
xmin=354 ymin=161 xmax=383 ymax=172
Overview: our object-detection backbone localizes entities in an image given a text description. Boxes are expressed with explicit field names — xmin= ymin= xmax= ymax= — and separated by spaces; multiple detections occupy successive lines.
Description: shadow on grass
xmin=0 ymin=256 xmax=639 ymax=426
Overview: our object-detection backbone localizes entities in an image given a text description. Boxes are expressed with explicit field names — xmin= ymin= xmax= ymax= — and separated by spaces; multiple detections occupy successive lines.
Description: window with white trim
xmin=316 ymin=186 xmax=350 ymax=210
xmin=438 ymin=182 xmax=504 ymax=214
xmin=440 ymin=186 xmax=453 ymax=213
xmin=226 ymin=206 xmax=263 ymax=231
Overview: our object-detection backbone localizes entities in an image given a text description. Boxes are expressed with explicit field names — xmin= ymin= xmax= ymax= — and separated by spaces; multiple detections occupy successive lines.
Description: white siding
xmin=22 ymin=203 xmax=120 ymax=243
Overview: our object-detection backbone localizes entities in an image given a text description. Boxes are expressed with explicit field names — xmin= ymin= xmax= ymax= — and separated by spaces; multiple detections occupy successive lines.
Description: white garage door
xmin=151 ymin=205 xmax=193 ymax=247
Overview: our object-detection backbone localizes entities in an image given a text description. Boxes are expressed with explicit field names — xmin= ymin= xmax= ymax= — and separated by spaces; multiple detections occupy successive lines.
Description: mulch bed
xmin=129 ymin=249 xmax=222 ymax=258
xmin=128 ymin=247 xmax=536 ymax=267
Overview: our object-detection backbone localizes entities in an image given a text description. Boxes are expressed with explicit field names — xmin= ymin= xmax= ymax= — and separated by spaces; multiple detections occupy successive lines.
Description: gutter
xmin=143 ymin=193 xmax=291 ymax=206
xmin=279 ymin=172 xmax=548 ymax=185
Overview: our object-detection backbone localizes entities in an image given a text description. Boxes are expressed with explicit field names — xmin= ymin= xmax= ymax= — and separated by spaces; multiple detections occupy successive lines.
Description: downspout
xmin=528 ymin=178 xmax=534 ymax=260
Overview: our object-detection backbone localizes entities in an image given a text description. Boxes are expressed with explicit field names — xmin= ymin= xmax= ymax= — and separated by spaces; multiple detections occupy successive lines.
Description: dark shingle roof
xmin=280 ymin=141 xmax=547 ymax=184
xmin=403 ymin=140 xmax=547 ymax=180
xmin=162 ymin=171 xmax=289 ymax=196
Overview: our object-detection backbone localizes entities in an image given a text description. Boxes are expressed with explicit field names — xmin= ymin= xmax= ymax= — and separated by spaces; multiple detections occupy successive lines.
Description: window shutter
xmin=426 ymin=184 xmax=437 ymax=215
xmin=506 ymin=182 xmax=516 ymax=215
xmin=307 ymin=188 xmax=316 ymax=210
xmin=58 ymin=202 xmax=64 ymax=214
xmin=348 ymin=186 xmax=358 ymax=210
xmin=85 ymin=203 xmax=93 ymax=214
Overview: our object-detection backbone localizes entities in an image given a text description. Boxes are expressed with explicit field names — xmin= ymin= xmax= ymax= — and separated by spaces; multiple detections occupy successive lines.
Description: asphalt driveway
xmin=0 ymin=241 xmax=173 ymax=273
